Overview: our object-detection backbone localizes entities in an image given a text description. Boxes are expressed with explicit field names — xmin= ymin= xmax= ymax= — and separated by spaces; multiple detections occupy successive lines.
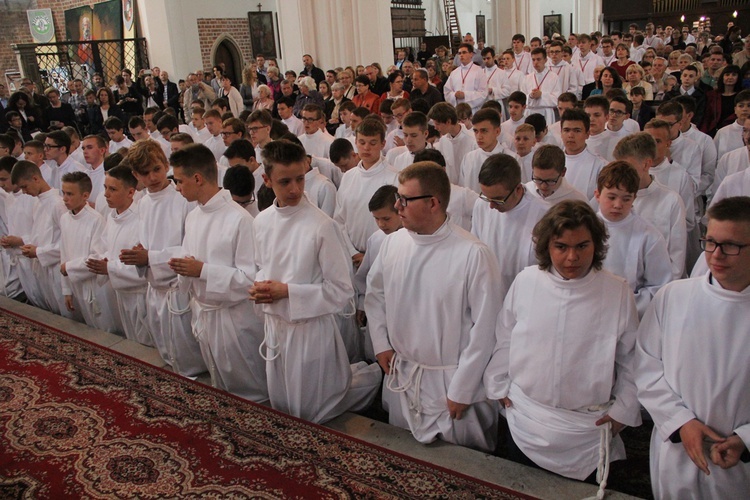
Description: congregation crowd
xmin=1 ymin=19 xmax=749 ymax=498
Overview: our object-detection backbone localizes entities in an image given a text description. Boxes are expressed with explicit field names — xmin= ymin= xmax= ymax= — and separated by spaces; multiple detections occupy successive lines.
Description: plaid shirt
xmin=67 ymin=92 xmax=86 ymax=110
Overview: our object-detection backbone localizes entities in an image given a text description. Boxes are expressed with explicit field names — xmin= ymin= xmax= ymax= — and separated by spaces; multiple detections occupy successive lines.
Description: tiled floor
xmin=0 ymin=296 xmax=639 ymax=499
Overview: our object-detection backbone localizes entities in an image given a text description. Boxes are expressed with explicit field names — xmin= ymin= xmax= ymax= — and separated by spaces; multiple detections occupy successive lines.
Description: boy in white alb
xmin=429 ymin=102 xmax=477 ymax=185
xmin=87 ymin=165 xmax=153 ymax=346
xmin=277 ymin=97 xmax=304 ymax=136
xmin=392 ymin=112 xmax=431 ymax=172
xmin=42 ymin=131 xmax=85 ymax=191
xmin=333 ymin=119 xmax=399 ymax=265
xmin=202 ymin=109 xmax=227 ymax=162
xmin=121 ymin=141 xmax=205 ymax=377
xmin=353 ymin=185 xmax=403 ymax=361
xmin=472 ymin=153 xmax=548 ymax=299
xmin=500 ymin=92 xmax=527 ymax=151
xmin=80 ymin=135 xmax=108 ymax=206
xmin=460 ymin=108 xmax=519 ymax=193
xmin=105 ymin=117 xmax=133 ymax=154
xmin=9 ymin=161 xmax=68 ymax=315
xmin=298 ymin=104 xmax=334 ymax=158
xmin=644 ymin=120 xmax=697 ymax=231
xmin=584 ymin=96 xmax=619 ymax=161
xmin=444 ymin=42 xmax=488 ymax=114
xmin=655 ymin=101 xmax=703 ymax=192
xmin=561 ymin=108 xmax=607 ymax=199
xmin=521 ymin=48 xmax=560 ymax=126
xmin=513 ymin=123 xmax=537 ymax=182
xmin=414 ymin=148 xmax=478 ymax=232
xmin=614 ymin=133 xmax=688 ymax=279
xmin=252 ymin=141 xmax=381 ymax=423
xmin=366 ymin=161 xmax=502 ymax=452
xmin=595 ymin=162 xmax=673 ymax=317
xmin=0 ymin=158 xmax=36 ymax=302
xmin=636 ymin=197 xmax=750 ymax=499
xmin=484 ymin=200 xmax=640 ymax=494
xmin=59 ymin=171 xmax=118 ymax=331
xmin=525 ymin=144 xmax=587 ymax=205
xmin=188 ymin=108 xmax=212 ymax=144
xmin=713 ymin=90 xmax=750 ymax=162
xmin=22 ymin=141 xmax=52 ymax=186
xmin=712 ymin=118 xmax=750 ymax=200
xmin=169 ymin=144 xmax=268 ymax=402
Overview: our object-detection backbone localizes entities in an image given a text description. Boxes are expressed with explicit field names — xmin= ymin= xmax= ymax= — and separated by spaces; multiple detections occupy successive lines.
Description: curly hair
xmin=532 ymin=200 xmax=608 ymax=272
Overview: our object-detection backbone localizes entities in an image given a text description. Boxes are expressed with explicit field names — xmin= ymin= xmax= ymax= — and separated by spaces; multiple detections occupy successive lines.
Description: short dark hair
xmin=561 ymin=108 xmax=590 ymax=133
xmin=471 ymin=108 xmax=501 ymax=127
xmin=707 ymin=196 xmax=750 ymax=224
xmin=156 ymin=114 xmax=179 ymax=132
xmin=61 ymin=170 xmax=92 ymax=194
xmin=413 ymin=148 xmax=446 ymax=167
xmin=104 ymin=116 xmax=124 ymax=131
xmin=532 ymin=144 xmax=565 ymax=172
xmin=170 ymin=144 xmax=218 ymax=184
xmin=356 ymin=117 xmax=386 ymax=140
xmin=512 ymin=34 xmax=526 ymax=43
xmin=222 ymin=165 xmax=255 ymax=197
xmin=330 ymin=138 xmax=355 ymax=164
xmin=524 ymin=113 xmax=548 ymax=135
xmin=584 ymin=95 xmax=610 ymax=113
xmin=533 ymin=200 xmax=608 ymax=272
xmin=402 ymin=111 xmax=428 ymax=130
xmin=368 ymin=184 xmax=398 ymax=212
xmin=46 ymin=130 xmax=72 ymax=154
xmin=656 ymin=100 xmax=683 ymax=120
xmin=11 ymin=160 xmax=42 ymax=185
xmin=478 ymin=153 xmax=521 ymax=189
xmin=247 ymin=109 xmax=273 ymax=126
xmin=508 ymin=91 xmax=527 ymax=106
xmin=0 ymin=155 xmax=18 ymax=174
xmin=597 ymin=160 xmax=640 ymax=194
xmin=261 ymin=140 xmax=307 ymax=176
xmin=427 ymin=102 xmax=458 ymax=124
xmin=224 ymin=139 xmax=255 ymax=161
xmin=106 ymin=163 xmax=138 ymax=189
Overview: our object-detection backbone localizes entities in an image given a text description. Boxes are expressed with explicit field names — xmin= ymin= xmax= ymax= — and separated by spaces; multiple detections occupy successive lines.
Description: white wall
xmin=537 ymin=0 xmax=574 ymax=39
xmin=138 ymin=0 xmax=277 ymax=79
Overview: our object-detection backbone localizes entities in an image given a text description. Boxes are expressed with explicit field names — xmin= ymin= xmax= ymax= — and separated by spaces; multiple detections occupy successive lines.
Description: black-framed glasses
xmin=531 ymin=174 xmax=562 ymax=186
xmin=609 ymin=109 xmax=627 ymax=116
xmin=394 ymin=192 xmax=433 ymax=208
xmin=479 ymin=186 xmax=518 ymax=205
xmin=247 ymin=125 xmax=268 ymax=133
xmin=43 ymin=143 xmax=62 ymax=149
xmin=700 ymin=238 xmax=748 ymax=256
xmin=300 ymin=116 xmax=319 ymax=123
xmin=220 ymin=131 xmax=239 ymax=137
xmin=235 ymin=194 xmax=256 ymax=207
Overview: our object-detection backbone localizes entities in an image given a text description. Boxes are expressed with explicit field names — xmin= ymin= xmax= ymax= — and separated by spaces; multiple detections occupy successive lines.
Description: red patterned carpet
xmin=0 ymin=307 xmax=535 ymax=499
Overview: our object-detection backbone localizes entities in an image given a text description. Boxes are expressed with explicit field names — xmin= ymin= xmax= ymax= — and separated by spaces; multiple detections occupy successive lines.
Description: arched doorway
xmin=213 ymin=37 xmax=242 ymax=86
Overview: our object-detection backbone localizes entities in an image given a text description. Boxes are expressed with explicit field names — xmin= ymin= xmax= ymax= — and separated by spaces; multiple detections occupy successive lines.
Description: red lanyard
xmin=515 ymin=53 xmax=526 ymax=71
xmin=579 ymin=57 xmax=590 ymax=73
xmin=534 ymin=70 xmax=550 ymax=90
xmin=486 ymin=67 xmax=498 ymax=84
xmin=550 ymin=65 xmax=563 ymax=75
xmin=460 ymin=64 xmax=474 ymax=86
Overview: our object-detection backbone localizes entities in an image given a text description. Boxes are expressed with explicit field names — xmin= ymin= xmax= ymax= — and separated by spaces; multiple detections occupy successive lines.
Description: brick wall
xmin=197 ymin=18 xmax=253 ymax=73
xmin=1 ymin=0 xmax=113 ymax=82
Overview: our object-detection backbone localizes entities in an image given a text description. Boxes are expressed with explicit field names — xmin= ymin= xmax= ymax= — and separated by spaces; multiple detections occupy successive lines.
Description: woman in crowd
xmin=87 ymin=87 xmax=124 ymax=135
xmin=252 ymin=85 xmax=275 ymax=112
xmin=113 ymin=75 xmax=142 ymax=119
xmin=240 ymin=65 xmax=261 ymax=111
xmin=7 ymin=91 xmax=43 ymax=137
xmin=623 ymin=64 xmax=653 ymax=100
xmin=589 ymin=67 xmax=624 ymax=97
xmin=612 ymin=43 xmax=635 ymax=80
xmin=318 ymin=81 xmax=333 ymax=103
xmin=701 ymin=65 xmax=742 ymax=136
xmin=266 ymin=66 xmax=283 ymax=99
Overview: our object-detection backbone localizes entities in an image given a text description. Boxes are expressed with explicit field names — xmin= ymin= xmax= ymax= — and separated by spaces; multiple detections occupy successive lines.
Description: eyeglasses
xmin=531 ymin=174 xmax=561 ymax=186
xmin=247 ymin=126 xmax=268 ymax=133
xmin=220 ymin=131 xmax=239 ymax=137
xmin=43 ymin=144 xmax=61 ymax=149
xmin=235 ymin=195 xmax=256 ymax=207
xmin=700 ymin=238 xmax=748 ymax=256
xmin=394 ymin=192 xmax=433 ymax=207
xmin=479 ymin=186 xmax=518 ymax=205
xmin=609 ymin=109 xmax=627 ymax=116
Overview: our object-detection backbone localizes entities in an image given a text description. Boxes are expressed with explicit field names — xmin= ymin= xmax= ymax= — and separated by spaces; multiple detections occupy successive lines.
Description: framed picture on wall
xmin=543 ymin=14 xmax=562 ymax=39
xmin=476 ymin=15 xmax=486 ymax=43
xmin=248 ymin=11 xmax=278 ymax=58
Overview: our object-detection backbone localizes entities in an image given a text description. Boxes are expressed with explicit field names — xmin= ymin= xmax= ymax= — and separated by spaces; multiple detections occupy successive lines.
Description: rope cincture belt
xmin=385 ymin=353 xmax=458 ymax=423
